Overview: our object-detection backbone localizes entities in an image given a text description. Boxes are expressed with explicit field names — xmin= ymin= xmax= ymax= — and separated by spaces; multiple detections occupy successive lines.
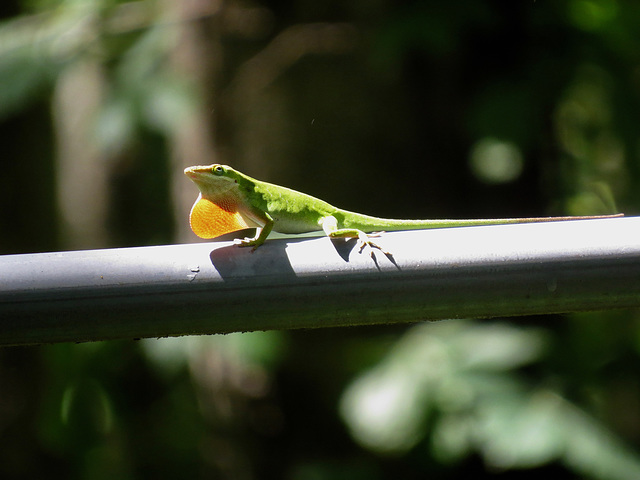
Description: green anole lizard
xmin=184 ymin=164 xmax=622 ymax=254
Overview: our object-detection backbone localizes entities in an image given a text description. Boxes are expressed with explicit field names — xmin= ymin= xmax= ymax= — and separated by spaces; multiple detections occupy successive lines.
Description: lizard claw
xmin=356 ymin=235 xmax=391 ymax=256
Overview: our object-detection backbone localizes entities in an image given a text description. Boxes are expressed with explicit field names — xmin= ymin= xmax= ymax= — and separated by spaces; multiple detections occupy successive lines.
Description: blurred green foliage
xmin=1 ymin=0 xmax=640 ymax=478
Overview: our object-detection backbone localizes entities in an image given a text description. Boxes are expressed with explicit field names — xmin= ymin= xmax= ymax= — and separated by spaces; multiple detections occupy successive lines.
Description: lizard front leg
xmin=235 ymin=212 xmax=274 ymax=250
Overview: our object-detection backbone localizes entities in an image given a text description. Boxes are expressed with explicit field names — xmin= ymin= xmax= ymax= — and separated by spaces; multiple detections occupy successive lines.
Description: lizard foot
xmin=234 ymin=237 xmax=263 ymax=251
xmin=357 ymin=233 xmax=391 ymax=256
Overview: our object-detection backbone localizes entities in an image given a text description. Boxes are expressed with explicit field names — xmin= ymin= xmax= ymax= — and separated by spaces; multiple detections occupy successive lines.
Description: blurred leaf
xmin=0 ymin=23 xmax=59 ymax=118
xmin=566 ymin=181 xmax=621 ymax=215
xmin=0 ymin=1 xmax=106 ymax=118
xmin=60 ymin=378 xmax=113 ymax=440
xmin=340 ymin=321 xmax=546 ymax=454
xmin=92 ymin=20 xmax=198 ymax=151
xmin=340 ymin=320 xmax=640 ymax=479
xmin=472 ymin=390 xmax=567 ymax=468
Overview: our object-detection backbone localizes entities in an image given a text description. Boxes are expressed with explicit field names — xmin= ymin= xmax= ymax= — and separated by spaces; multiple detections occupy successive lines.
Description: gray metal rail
xmin=0 ymin=216 xmax=639 ymax=346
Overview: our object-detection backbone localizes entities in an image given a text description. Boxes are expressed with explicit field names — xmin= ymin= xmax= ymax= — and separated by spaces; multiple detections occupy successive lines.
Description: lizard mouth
xmin=184 ymin=165 xmax=210 ymax=178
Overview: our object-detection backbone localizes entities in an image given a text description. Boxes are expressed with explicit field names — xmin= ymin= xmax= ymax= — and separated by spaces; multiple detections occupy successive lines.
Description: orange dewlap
xmin=189 ymin=196 xmax=250 ymax=239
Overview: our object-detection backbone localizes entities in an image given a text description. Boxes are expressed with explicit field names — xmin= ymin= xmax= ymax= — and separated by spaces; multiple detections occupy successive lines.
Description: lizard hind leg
xmin=320 ymin=216 xmax=390 ymax=255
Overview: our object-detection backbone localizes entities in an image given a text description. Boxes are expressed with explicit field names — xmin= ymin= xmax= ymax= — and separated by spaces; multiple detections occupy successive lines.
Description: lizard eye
xmin=212 ymin=165 xmax=224 ymax=175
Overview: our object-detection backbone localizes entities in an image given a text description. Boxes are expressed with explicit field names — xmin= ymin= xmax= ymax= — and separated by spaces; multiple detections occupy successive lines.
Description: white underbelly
xmin=272 ymin=216 xmax=321 ymax=234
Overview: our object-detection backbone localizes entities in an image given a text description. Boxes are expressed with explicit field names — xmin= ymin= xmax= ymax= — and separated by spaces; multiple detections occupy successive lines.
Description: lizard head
xmin=184 ymin=164 xmax=242 ymax=198
xmin=184 ymin=164 xmax=251 ymax=239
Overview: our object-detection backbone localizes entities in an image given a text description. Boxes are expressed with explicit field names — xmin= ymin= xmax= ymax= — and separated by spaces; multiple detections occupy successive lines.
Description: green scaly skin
xmin=185 ymin=164 xmax=622 ymax=254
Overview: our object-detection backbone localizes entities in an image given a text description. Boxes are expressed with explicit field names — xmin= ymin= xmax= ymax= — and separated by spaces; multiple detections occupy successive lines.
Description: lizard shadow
xmin=208 ymin=233 xmax=400 ymax=280
xmin=330 ymin=238 xmax=400 ymax=271
xmin=208 ymin=238 xmax=297 ymax=281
